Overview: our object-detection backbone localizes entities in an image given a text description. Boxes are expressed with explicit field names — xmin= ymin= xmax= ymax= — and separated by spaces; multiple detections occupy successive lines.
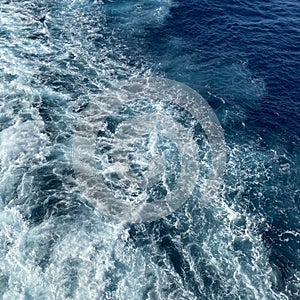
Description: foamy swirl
xmin=72 ymin=77 xmax=226 ymax=223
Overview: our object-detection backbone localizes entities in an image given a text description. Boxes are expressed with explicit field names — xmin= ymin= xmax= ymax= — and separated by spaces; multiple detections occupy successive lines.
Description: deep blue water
xmin=0 ymin=0 xmax=299 ymax=299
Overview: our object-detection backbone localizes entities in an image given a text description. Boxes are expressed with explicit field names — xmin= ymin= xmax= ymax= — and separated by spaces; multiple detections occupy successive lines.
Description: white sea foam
xmin=0 ymin=0 xmax=291 ymax=299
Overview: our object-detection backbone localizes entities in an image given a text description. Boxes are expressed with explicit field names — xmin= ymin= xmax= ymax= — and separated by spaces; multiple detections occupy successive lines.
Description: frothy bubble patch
xmin=73 ymin=77 xmax=226 ymax=223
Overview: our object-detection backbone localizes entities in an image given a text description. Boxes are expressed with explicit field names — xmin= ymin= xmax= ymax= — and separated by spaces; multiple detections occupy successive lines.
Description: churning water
xmin=0 ymin=0 xmax=299 ymax=299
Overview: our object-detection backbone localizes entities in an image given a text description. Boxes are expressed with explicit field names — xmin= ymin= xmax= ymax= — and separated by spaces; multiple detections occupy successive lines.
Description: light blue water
xmin=0 ymin=0 xmax=299 ymax=299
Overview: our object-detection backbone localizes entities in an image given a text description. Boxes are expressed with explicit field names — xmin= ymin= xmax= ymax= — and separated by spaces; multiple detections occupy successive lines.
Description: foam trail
xmin=0 ymin=0 xmax=289 ymax=299
xmin=0 ymin=0 xmax=178 ymax=299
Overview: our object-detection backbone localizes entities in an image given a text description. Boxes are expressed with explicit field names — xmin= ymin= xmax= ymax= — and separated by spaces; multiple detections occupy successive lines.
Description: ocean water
xmin=0 ymin=0 xmax=299 ymax=299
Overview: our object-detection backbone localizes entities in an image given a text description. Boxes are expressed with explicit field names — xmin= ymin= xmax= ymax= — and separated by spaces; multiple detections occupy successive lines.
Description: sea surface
xmin=0 ymin=0 xmax=299 ymax=299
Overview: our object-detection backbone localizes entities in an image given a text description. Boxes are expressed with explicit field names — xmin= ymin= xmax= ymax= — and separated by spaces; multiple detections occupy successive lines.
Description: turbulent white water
xmin=72 ymin=77 xmax=226 ymax=223
xmin=0 ymin=0 xmax=289 ymax=299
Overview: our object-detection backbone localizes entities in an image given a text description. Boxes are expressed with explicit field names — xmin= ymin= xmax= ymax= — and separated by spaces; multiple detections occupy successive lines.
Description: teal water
xmin=0 ymin=0 xmax=299 ymax=299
